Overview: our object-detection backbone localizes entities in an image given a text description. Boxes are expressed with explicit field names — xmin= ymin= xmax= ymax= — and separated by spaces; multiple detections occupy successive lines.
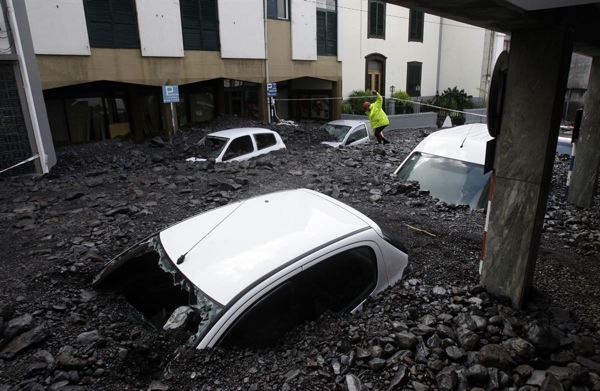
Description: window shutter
xmin=317 ymin=10 xmax=326 ymax=55
xmin=376 ymin=3 xmax=384 ymax=36
xmin=369 ymin=2 xmax=377 ymax=36
xmin=200 ymin=0 xmax=219 ymax=50
xmin=84 ymin=0 xmax=138 ymax=48
xmin=326 ymin=11 xmax=337 ymax=55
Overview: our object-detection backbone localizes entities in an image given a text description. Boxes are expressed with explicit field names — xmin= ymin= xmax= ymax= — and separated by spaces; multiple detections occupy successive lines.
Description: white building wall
xmin=24 ymin=0 xmax=90 ymax=55
xmin=341 ymin=1 xmax=487 ymax=100
xmin=291 ymin=0 xmax=317 ymax=60
xmin=219 ymin=0 xmax=265 ymax=59
xmin=340 ymin=2 xmax=440 ymax=99
xmin=438 ymin=19 xmax=486 ymax=96
xmin=137 ymin=0 xmax=184 ymax=57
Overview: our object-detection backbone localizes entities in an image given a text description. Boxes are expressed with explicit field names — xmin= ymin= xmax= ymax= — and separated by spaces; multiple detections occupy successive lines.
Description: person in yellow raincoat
xmin=363 ymin=91 xmax=391 ymax=144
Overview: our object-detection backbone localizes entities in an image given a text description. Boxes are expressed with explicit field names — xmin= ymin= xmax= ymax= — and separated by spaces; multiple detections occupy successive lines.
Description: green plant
xmin=392 ymin=90 xmax=413 ymax=114
xmin=437 ymin=87 xmax=473 ymax=125
xmin=344 ymin=90 xmax=376 ymax=115
xmin=341 ymin=102 xmax=354 ymax=114
xmin=392 ymin=90 xmax=411 ymax=103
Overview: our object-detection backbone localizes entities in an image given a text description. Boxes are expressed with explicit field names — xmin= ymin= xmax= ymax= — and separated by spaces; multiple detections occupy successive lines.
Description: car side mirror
xmin=346 ymin=138 xmax=356 ymax=145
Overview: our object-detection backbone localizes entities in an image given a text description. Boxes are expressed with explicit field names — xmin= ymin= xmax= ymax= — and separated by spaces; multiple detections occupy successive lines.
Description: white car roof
xmin=158 ymin=189 xmax=381 ymax=306
xmin=411 ymin=123 xmax=493 ymax=165
xmin=325 ymin=119 xmax=369 ymax=127
xmin=207 ymin=127 xmax=280 ymax=139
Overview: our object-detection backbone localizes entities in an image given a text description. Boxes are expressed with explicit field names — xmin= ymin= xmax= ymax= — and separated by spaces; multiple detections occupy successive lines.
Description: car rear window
xmin=254 ymin=133 xmax=277 ymax=150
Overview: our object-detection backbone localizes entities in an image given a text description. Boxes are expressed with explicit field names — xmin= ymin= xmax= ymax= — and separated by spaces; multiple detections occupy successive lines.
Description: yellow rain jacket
xmin=367 ymin=92 xmax=390 ymax=130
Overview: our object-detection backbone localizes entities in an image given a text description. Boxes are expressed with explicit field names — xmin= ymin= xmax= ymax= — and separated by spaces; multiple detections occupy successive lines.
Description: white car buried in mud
xmin=187 ymin=128 xmax=286 ymax=163
xmin=93 ymin=189 xmax=408 ymax=349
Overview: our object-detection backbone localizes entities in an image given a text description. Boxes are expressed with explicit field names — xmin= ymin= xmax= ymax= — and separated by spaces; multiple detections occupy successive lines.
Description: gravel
xmin=0 ymin=116 xmax=599 ymax=390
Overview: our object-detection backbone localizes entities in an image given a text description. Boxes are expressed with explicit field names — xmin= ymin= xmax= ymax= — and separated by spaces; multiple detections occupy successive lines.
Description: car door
xmin=221 ymin=135 xmax=255 ymax=162
xmin=213 ymin=244 xmax=382 ymax=349
xmin=345 ymin=124 xmax=369 ymax=146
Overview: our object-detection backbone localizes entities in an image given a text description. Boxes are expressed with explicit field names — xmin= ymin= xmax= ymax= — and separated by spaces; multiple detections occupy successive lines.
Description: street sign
xmin=267 ymin=82 xmax=277 ymax=97
xmin=162 ymin=85 xmax=180 ymax=103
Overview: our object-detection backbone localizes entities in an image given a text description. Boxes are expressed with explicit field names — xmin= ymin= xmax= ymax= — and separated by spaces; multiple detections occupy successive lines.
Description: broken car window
xmin=93 ymin=235 xmax=223 ymax=347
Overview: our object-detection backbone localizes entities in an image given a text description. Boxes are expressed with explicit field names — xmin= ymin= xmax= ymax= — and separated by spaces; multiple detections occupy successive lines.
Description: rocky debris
xmin=0 ymin=116 xmax=599 ymax=390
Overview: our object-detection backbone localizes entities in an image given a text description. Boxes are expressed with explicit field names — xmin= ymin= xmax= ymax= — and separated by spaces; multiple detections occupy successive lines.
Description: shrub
xmin=392 ymin=90 xmax=411 ymax=103
xmin=392 ymin=90 xmax=413 ymax=114
xmin=341 ymin=102 xmax=354 ymax=114
xmin=436 ymin=87 xmax=473 ymax=126
xmin=344 ymin=90 xmax=376 ymax=115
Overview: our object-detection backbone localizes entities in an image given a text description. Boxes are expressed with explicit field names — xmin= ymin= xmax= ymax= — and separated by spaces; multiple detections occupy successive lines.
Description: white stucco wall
xmin=438 ymin=18 xmax=485 ymax=96
xmin=340 ymin=2 xmax=441 ymax=99
xmin=291 ymin=0 xmax=316 ymax=60
xmin=341 ymin=1 xmax=487 ymax=100
xmin=219 ymin=0 xmax=266 ymax=59
xmin=137 ymin=0 xmax=184 ymax=57
xmin=24 ymin=0 xmax=90 ymax=55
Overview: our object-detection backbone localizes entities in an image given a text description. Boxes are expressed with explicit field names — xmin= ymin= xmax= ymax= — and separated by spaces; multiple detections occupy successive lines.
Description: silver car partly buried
xmin=93 ymin=189 xmax=408 ymax=349
xmin=320 ymin=119 xmax=371 ymax=148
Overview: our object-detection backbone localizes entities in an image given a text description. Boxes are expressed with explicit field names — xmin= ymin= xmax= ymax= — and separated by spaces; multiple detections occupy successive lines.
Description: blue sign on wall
xmin=162 ymin=85 xmax=180 ymax=103
xmin=267 ymin=82 xmax=277 ymax=97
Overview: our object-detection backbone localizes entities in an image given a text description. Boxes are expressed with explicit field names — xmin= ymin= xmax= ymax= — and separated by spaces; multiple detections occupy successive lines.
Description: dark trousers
xmin=374 ymin=126 xmax=390 ymax=144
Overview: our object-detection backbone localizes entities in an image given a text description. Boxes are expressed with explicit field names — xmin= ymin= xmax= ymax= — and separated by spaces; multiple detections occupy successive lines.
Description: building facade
xmin=23 ymin=0 xmax=343 ymax=147
xmin=340 ymin=0 xmax=501 ymax=101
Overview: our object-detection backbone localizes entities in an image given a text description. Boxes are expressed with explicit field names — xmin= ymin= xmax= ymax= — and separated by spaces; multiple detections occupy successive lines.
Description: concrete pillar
xmin=567 ymin=57 xmax=600 ymax=208
xmin=126 ymin=85 xmax=144 ymax=143
xmin=259 ymin=81 xmax=268 ymax=122
xmin=332 ymin=77 xmax=342 ymax=119
xmin=481 ymin=27 xmax=574 ymax=309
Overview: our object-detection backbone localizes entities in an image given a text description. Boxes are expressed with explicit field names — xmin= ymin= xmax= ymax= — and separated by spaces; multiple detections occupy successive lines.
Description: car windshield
xmin=396 ymin=152 xmax=492 ymax=210
xmin=321 ymin=124 xmax=351 ymax=142
xmin=93 ymin=235 xmax=223 ymax=348
xmin=201 ymin=136 xmax=229 ymax=159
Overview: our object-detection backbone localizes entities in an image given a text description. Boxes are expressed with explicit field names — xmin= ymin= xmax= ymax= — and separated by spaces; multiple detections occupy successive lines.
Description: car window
xmin=203 ymin=136 xmax=228 ymax=159
xmin=218 ymin=246 xmax=377 ymax=349
xmin=223 ymin=135 xmax=254 ymax=161
xmin=301 ymin=246 xmax=377 ymax=313
xmin=322 ymin=124 xmax=351 ymax=142
xmin=346 ymin=125 xmax=367 ymax=145
xmin=254 ymin=133 xmax=277 ymax=150
xmin=396 ymin=152 xmax=491 ymax=209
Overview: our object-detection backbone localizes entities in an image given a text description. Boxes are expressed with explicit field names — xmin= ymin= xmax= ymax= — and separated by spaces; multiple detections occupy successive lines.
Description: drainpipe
xmin=436 ymin=16 xmax=443 ymax=94
xmin=263 ymin=0 xmax=271 ymax=123
xmin=6 ymin=0 xmax=48 ymax=174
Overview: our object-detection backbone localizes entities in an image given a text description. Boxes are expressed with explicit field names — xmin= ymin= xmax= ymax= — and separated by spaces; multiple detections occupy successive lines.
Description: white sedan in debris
xmin=188 ymin=128 xmax=286 ymax=163
xmin=93 ymin=189 xmax=408 ymax=349
xmin=320 ymin=120 xmax=371 ymax=148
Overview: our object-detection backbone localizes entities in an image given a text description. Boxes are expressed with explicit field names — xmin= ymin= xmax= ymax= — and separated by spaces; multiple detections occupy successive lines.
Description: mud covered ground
xmin=1 ymin=117 xmax=599 ymax=390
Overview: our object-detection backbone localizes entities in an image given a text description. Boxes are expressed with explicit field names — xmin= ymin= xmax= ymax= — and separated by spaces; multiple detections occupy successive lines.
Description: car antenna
xmin=176 ymin=202 xmax=244 ymax=265
xmin=460 ymin=125 xmax=474 ymax=148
